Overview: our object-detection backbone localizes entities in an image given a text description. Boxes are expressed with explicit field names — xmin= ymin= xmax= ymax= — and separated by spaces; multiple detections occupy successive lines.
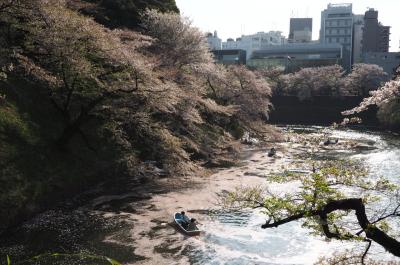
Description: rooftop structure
xmin=222 ymin=31 xmax=287 ymax=59
xmin=206 ymin=30 xmax=222 ymax=50
xmin=289 ymin=18 xmax=313 ymax=43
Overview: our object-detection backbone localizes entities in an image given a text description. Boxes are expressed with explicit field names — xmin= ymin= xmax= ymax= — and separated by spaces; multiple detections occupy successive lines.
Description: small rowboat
xmin=174 ymin=212 xmax=201 ymax=236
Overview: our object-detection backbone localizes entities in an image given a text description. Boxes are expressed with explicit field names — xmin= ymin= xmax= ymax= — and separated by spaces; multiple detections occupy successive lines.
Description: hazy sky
xmin=175 ymin=0 xmax=399 ymax=52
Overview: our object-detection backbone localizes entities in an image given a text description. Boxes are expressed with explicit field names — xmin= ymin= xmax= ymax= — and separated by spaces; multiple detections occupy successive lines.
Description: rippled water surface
xmin=189 ymin=126 xmax=400 ymax=264
xmin=1 ymin=126 xmax=400 ymax=265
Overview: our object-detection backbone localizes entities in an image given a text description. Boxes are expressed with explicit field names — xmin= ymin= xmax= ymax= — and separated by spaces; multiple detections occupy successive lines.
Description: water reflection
xmin=194 ymin=209 xmax=353 ymax=265
xmin=192 ymin=126 xmax=400 ymax=265
xmin=1 ymin=126 xmax=399 ymax=265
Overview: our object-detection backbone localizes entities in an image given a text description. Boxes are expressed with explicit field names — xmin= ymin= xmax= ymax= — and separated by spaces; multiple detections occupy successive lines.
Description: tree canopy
xmin=265 ymin=64 xmax=388 ymax=100
xmin=0 ymin=0 xmax=274 ymax=228
xmin=343 ymin=66 xmax=400 ymax=127
xmin=71 ymin=0 xmax=180 ymax=29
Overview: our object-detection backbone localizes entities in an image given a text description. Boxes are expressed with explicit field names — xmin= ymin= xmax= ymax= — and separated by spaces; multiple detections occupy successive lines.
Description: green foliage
xmin=0 ymin=104 xmax=36 ymax=144
xmin=223 ymin=159 xmax=399 ymax=244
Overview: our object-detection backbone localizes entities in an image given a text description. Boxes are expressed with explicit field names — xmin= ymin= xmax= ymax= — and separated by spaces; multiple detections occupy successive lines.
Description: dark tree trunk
xmin=261 ymin=198 xmax=400 ymax=257
xmin=56 ymin=118 xmax=84 ymax=150
xmin=55 ymin=95 xmax=105 ymax=150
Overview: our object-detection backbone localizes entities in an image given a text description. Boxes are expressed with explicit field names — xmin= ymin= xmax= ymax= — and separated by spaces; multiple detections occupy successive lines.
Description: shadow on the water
xmin=0 ymin=174 xmax=207 ymax=265
xmin=2 ymin=125 xmax=400 ymax=265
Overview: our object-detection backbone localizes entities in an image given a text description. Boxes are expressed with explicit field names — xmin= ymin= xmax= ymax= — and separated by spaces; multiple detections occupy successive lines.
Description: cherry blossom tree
xmin=343 ymin=63 xmax=388 ymax=97
xmin=141 ymin=9 xmax=213 ymax=69
xmin=277 ymin=65 xmax=345 ymax=100
xmin=343 ymin=67 xmax=400 ymax=127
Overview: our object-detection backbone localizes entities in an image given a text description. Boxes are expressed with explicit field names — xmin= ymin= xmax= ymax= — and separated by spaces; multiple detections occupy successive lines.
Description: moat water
xmin=1 ymin=126 xmax=399 ymax=265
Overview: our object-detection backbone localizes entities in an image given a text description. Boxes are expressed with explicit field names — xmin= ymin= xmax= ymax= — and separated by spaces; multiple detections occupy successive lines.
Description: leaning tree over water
xmin=223 ymin=160 xmax=400 ymax=264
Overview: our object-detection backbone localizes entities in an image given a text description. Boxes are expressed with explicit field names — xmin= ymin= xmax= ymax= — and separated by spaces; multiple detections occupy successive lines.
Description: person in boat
xmin=187 ymin=218 xmax=197 ymax=231
xmin=180 ymin=211 xmax=189 ymax=227
xmin=268 ymin=147 xmax=276 ymax=157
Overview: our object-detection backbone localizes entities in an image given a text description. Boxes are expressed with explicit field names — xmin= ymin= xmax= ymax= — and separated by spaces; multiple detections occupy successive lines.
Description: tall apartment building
xmin=320 ymin=3 xmax=353 ymax=71
xmin=289 ymin=18 xmax=312 ymax=43
xmin=362 ymin=9 xmax=390 ymax=53
xmin=352 ymin=14 xmax=364 ymax=64
xmin=222 ymin=31 xmax=287 ymax=59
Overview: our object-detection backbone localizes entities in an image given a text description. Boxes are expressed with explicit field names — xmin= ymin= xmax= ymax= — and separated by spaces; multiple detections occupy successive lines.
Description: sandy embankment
xmin=88 ymin=128 xmax=364 ymax=264
xmin=94 ymin=129 xmax=344 ymax=264
xmin=114 ymin=143 xmax=298 ymax=265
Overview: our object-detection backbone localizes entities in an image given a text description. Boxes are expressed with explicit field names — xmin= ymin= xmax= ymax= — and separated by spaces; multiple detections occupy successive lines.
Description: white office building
xmin=222 ymin=31 xmax=287 ymax=59
xmin=320 ymin=3 xmax=354 ymax=71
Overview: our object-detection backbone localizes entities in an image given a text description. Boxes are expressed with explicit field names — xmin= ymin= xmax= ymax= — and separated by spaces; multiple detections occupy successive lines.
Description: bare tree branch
xmin=361 ymin=239 xmax=372 ymax=265
xmin=261 ymin=198 xmax=400 ymax=257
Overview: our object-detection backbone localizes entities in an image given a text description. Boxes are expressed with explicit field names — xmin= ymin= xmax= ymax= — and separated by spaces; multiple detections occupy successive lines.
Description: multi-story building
xmin=350 ymin=8 xmax=397 ymax=74
xmin=222 ymin=31 xmax=287 ymax=59
xmin=363 ymin=52 xmax=400 ymax=76
xmin=362 ymin=9 xmax=390 ymax=53
xmin=320 ymin=3 xmax=353 ymax=71
xmin=352 ymin=14 xmax=364 ymax=64
xmin=247 ymin=43 xmax=343 ymax=71
xmin=206 ymin=31 xmax=222 ymax=50
xmin=222 ymin=38 xmax=239 ymax=49
xmin=289 ymin=18 xmax=313 ymax=43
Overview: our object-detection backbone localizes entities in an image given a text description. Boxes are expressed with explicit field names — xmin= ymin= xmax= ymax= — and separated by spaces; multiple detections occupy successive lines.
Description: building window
xmin=336 ymin=37 xmax=339 ymax=43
